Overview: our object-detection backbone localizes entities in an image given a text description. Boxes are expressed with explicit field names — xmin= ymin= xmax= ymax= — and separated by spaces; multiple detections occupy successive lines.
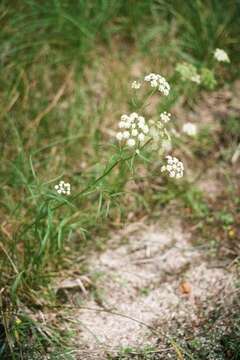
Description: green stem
xmin=139 ymin=88 xmax=157 ymax=111
xmin=52 ymin=138 xmax=152 ymax=211
xmin=19 ymin=139 xmax=152 ymax=238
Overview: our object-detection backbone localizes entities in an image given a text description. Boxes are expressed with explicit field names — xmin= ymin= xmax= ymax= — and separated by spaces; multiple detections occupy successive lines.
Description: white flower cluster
xmin=116 ymin=112 xmax=149 ymax=147
xmin=161 ymin=156 xmax=184 ymax=178
xmin=55 ymin=181 xmax=71 ymax=195
xmin=214 ymin=48 xmax=230 ymax=63
xmin=131 ymin=80 xmax=141 ymax=89
xmin=144 ymin=73 xmax=170 ymax=96
xmin=160 ymin=111 xmax=171 ymax=123
xmin=182 ymin=122 xmax=197 ymax=136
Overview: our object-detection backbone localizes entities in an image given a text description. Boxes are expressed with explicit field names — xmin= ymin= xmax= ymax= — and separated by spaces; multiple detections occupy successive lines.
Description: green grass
xmin=0 ymin=310 xmax=75 ymax=360
xmin=1 ymin=1 xmax=240 ymax=358
xmin=169 ymin=299 xmax=240 ymax=360
xmin=155 ymin=0 xmax=240 ymax=64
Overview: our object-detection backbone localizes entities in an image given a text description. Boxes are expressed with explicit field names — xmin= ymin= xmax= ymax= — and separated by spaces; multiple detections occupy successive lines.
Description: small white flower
xmin=151 ymin=79 xmax=158 ymax=87
xmin=138 ymin=116 xmax=145 ymax=124
xmin=121 ymin=114 xmax=128 ymax=121
xmin=144 ymin=73 xmax=154 ymax=81
xmin=123 ymin=131 xmax=130 ymax=139
xmin=130 ymin=112 xmax=138 ymax=120
xmin=214 ymin=48 xmax=230 ymax=63
xmin=124 ymin=121 xmax=131 ymax=129
xmin=161 ymin=156 xmax=184 ymax=179
xmin=182 ymin=122 xmax=197 ymax=136
xmin=131 ymin=80 xmax=141 ymax=89
xmin=116 ymin=132 xmax=123 ymax=141
xmin=55 ymin=181 xmax=71 ymax=195
xmin=160 ymin=111 xmax=171 ymax=123
xmin=166 ymin=156 xmax=173 ymax=164
xmin=132 ymin=129 xmax=138 ymax=137
xmin=138 ymin=133 xmax=145 ymax=142
xmin=127 ymin=138 xmax=136 ymax=147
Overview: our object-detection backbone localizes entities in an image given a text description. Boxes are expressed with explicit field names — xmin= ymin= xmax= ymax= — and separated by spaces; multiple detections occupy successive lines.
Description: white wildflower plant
xmin=35 ymin=70 xmax=185 ymax=274
xmin=214 ymin=48 xmax=230 ymax=63
xmin=55 ymin=181 xmax=71 ymax=195
xmin=114 ymin=72 xmax=184 ymax=180
xmin=55 ymin=71 xmax=184 ymax=202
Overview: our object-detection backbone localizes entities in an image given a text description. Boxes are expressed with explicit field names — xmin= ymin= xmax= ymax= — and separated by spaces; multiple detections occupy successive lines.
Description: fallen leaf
xmin=180 ymin=281 xmax=191 ymax=295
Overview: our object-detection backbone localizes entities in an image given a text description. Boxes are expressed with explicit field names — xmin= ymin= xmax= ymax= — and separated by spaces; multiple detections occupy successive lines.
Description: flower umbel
xmin=144 ymin=73 xmax=170 ymax=96
xmin=55 ymin=181 xmax=71 ymax=195
xmin=214 ymin=48 xmax=230 ymax=63
xmin=161 ymin=156 xmax=184 ymax=179
xmin=116 ymin=112 xmax=149 ymax=148
xmin=160 ymin=111 xmax=171 ymax=123
xmin=131 ymin=80 xmax=141 ymax=89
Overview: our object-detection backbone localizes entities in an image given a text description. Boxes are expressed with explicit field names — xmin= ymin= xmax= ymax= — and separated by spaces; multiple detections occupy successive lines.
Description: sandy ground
xmin=66 ymin=219 xmax=236 ymax=359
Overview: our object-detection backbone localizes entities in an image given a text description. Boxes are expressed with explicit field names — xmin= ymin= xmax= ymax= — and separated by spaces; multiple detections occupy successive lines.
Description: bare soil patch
xmin=70 ymin=219 xmax=236 ymax=359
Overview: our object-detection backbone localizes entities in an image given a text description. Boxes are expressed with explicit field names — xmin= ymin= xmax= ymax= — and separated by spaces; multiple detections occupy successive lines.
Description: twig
xmin=0 ymin=92 xmax=19 ymax=119
xmin=42 ymin=303 xmax=165 ymax=339
xmin=27 ymin=67 xmax=73 ymax=131
xmin=0 ymin=242 xmax=18 ymax=274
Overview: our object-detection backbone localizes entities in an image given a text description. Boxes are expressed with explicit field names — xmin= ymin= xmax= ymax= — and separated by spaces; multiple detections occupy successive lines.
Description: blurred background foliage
xmin=1 ymin=0 xmax=240 ymax=68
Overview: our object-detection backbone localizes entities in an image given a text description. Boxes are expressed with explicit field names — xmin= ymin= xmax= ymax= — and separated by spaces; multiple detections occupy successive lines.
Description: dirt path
xmin=64 ymin=218 xmax=236 ymax=359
